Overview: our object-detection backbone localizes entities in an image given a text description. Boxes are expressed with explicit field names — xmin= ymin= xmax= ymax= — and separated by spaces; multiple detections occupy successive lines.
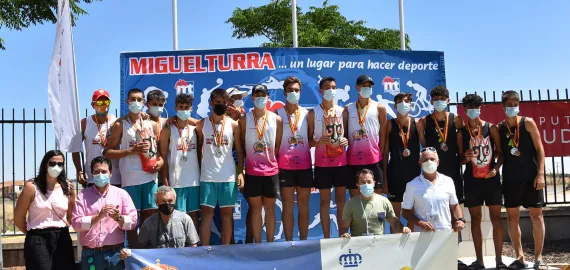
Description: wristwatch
xmin=457 ymin=217 xmax=466 ymax=223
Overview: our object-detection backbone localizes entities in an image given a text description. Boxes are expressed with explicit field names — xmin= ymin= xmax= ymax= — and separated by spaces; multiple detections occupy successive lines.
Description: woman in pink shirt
xmin=15 ymin=150 xmax=76 ymax=270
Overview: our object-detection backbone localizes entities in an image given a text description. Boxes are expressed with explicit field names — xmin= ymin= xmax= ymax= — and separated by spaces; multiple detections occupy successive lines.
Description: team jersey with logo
xmin=313 ymin=105 xmax=347 ymax=167
xmin=245 ymin=111 xmax=278 ymax=176
xmin=276 ymin=107 xmax=311 ymax=170
xmin=347 ymin=100 xmax=382 ymax=165
xmin=119 ymin=118 xmax=157 ymax=187
xmin=200 ymin=116 xmax=236 ymax=182
xmin=84 ymin=115 xmax=121 ymax=185
xmin=168 ymin=123 xmax=200 ymax=188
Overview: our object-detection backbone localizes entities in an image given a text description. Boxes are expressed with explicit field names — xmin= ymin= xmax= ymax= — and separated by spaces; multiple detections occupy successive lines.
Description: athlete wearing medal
xmin=240 ymin=85 xmax=283 ymax=243
xmin=146 ymin=90 xmax=169 ymax=186
xmin=346 ymin=75 xmax=387 ymax=197
xmin=104 ymin=88 xmax=164 ymax=248
xmin=307 ymin=77 xmax=349 ymax=239
xmin=384 ymin=92 xmax=420 ymax=220
xmin=72 ymin=89 xmax=122 ymax=187
xmin=159 ymin=93 xmax=200 ymax=230
xmin=498 ymin=91 xmax=546 ymax=269
xmin=417 ymin=85 xmax=465 ymax=202
xmin=276 ymin=77 xmax=312 ymax=241
xmin=197 ymin=88 xmax=244 ymax=246
xmin=457 ymin=94 xmax=506 ymax=270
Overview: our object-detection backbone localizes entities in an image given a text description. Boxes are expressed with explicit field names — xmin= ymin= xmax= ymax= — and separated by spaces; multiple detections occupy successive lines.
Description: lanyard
xmin=156 ymin=216 xmax=172 ymax=248
xmin=420 ymin=175 xmax=435 ymax=213
xmin=359 ymin=195 xmax=374 ymax=235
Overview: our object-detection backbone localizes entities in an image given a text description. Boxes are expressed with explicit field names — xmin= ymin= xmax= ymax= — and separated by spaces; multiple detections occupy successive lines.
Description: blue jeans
xmin=81 ymin=249 xmax=125 ymax=270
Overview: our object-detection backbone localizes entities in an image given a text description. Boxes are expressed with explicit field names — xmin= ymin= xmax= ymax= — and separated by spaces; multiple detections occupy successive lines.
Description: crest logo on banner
xmin=339 ymin=249 xmax=362 ymax=268
xmin=140 ymin=259 xmax=177 ymax=270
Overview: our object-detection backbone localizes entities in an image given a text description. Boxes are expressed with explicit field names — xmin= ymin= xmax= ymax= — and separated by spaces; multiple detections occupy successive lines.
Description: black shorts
xmin=314 ymin=166 xmax=350 ymax=189
xmin=244 ymin=174 xmax=280 ymax=198
xmin=348 ymin=162 xmax=384 ymax=190
xmin=387 ymin=174 xmax=416 ymax=203
xmin=463 ymin=176 xmax=503 ymax=208
xmin=502 ymin=180 xmax=545 ymax=209
xmin=279 ymin=168 xmax=313 ymax=188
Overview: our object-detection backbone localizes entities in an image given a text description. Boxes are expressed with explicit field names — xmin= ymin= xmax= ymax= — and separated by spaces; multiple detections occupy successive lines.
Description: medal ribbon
xmin=356 ymin=102 xmax=370 ymax=129
xmin=505 ymin=119 xmax=520 ymax=148
xmin=129 ymin=118 xmax=148 ymax=140
xmin=320 ymin=104 xmax=336 ymax=119
xmin=397 ymin=117 xmax=411 ymax=149
xmin=210 ymin=116 xmax=226 ymax=147
xmin=174 ymin=119 xmax=189 ymax=154
xmin=94 ymin=116 xmax=108 ymax=147
xmin=466 ymin=123 xmax=482 ymax=146
xmin=287 ymin=107 xmax=301 ymax=135
xmin=254 ymin=113 xmax=267 ymax=141
xmin=431 ymin=114 xmax=448 ymax=143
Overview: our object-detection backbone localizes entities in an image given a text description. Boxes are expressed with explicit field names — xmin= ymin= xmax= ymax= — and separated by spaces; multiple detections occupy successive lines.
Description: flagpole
xmin=172 ymin=0 xmax=179 ymax=50
xmin=398 ymin=0 xmax=405 ymax=50
xmin=292 ymin=0 xmax=298 ymax=48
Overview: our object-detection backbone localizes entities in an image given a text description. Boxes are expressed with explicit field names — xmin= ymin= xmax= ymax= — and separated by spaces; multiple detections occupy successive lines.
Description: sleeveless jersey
xmin=425 ymin=113 xmax=460 ymax=181
xmin=200 ymin=116 xmax=236 ymax=182
xmin=347 ymin=100 xmax=382 ymax=165
xmin=118 ymin=118 xmax=157 ymax=187
xmin=461 ymin=122 xmax=498 ymax=180
xmin=84 ymin=115 xmax=121 ymax=185
xmin=168 ymin=123 xmax=200 ymax=188
xmin=313 ymin=105 xmax=347 ymax=167
xmin=245 ymin=111 xmax=278 ymax=176
xmin=277 ymin=107 xmax=312 ymax=170
xmin=388 ymin=118 xmax=421 ymax=182
xmin=499 ymin=116 xmax=538 ymax=183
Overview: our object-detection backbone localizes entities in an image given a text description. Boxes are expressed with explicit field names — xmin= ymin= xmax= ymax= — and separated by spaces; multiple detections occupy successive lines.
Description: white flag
xmin=48 ymin=0 xmax=82 ymax=152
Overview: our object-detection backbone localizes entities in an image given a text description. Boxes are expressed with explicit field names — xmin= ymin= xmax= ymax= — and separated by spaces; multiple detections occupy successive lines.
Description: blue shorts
xmin=123 ymin=180 xmax=158 ymax=211
xmin=200 ymin=182 xmax=237 ymax=208
xmin=174 ymin=186 xmax=200 ymax=213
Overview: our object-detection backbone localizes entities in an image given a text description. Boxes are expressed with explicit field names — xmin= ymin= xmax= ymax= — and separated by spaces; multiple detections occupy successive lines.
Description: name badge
xmin=377 ymin=212 xmax=386 ymax=222
xmin=426 ymin=213 xmax=440 ymax=222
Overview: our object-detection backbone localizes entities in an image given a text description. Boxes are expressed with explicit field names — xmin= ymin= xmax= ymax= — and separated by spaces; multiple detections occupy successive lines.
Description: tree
xmin=0 ymin=0 xmax=100 ymax=50
xmin=226 ymin=0 xmax=410 ymax=50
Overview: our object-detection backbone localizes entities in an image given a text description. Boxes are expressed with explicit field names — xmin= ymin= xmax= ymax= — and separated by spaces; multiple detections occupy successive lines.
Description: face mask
xmin=149 ymin=106 xmax=163 ymax=117
xmin=466 ymin=109 xmax=480 ymax=120
xmin=359 ymin=87 xmax=373 ymax=99
xmin=254 ymin=97 xmax=267 ymax=109
xmin=158 ymin=203 xmax=175 ymax=215
xmin=233 ymin=100 xmax=244 ymax=107
xmin=95 ymin=106 xmax=109 ymax=116
xmin=286 ymin=92 xmax=300 ymax=104
xmin=213 ymin=104 xmax=228 ymax=116
xmin=323 ymin=89 xmax=336 ymax=101
xmin=47 ymin=165 xmax=63 ymax=178
xmin=129 ymin=101 xmax=144 ymax=114
xmin=433 ymin=100 xmax=448 ymax=112
xmin=177 ymin=110 xmax=192 ymax=121
xmin=505 ymin=106 xmax=520 ymax=118
xmin=93 ymin=173 xmax=110 ymax=187
xmin=396 ymin=102 xmax=411 ymax=115
xmin=359 ymin=183 xmax=374 ymax=197
xmin=422 ymin=160 xmax=438 ymax=174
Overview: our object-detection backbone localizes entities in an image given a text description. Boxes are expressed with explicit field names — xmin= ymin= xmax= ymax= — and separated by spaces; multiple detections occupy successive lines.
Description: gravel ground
xmin=503 ymin=240 xmax=570 ymax=267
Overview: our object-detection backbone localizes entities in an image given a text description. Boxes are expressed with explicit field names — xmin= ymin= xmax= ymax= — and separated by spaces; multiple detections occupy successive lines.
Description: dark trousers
xmin=24 ymin=227 xmax=75 ymax=270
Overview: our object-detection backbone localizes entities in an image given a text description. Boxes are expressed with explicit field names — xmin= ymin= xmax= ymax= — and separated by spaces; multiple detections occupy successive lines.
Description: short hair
xmin=127 ymin=88 xmax=143 ymax=98
xmin=90 ymin=156 xmax=112 ymax=174
xmin=319 ymin=77 xmax=336 ymax=89
xmin=356 ymin=168 xmax=375 ymax=182
xmin=420 ymin=148 xmax=439 ymax=160
xmin=210 ymin=88 xmax=229 ymax=102
xmin=394 ymin=92 xmax=413 ymax=103
xmin=175 ymin=93 xmax=194 ymax=105
xmin=283 ymin=76 xmax=301 ymax=90
xmin=430 ymin=85 xmax=449 ymax=98
xmin=501 ymin=90 xmax=520 ymax=105
xmin=147 ymin=89 xmax=166 ymax=103
xmin=154 ymin=185 xmax=176 ymax=201
xmin=462 ymin=94 xmax=483 ymax=108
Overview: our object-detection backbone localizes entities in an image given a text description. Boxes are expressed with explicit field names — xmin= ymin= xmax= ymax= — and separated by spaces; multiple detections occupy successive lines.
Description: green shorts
xmin=174 ymin=186 xmax=200 ymax=213
xmin=123 ymin=180 xmax=158 ymax=211
xmin=200 ymin=182 xmax=237 ymax=208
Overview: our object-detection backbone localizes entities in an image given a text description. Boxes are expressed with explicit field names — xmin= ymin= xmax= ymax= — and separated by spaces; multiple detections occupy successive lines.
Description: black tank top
xmin=461 ymin=122 xmax=498 ymax=181
xmin=388 ymin=118 xmax=421 ymax=180
xmin=498 ymin=116 xmax=538 ymax=182
xmin=425 ymin=113 xmax=460 ymax=180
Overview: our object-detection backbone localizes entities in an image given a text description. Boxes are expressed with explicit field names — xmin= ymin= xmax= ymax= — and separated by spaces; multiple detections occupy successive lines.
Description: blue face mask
xmin=433 ymin=100 xmax=448 ymax=112
xmin=505 ymin=106 xmax=520 ymax=118
xmin=254 ymin=97 xmax=267 ymax=109
xmin=286 ymin=92 xmax=300 ymax=104
xmin=396 ymin=102 xmax=411 ymax=115
xmin=466 ymin=109 xmax=481 ymax=120
xmin=359 ymin=87 xmax=373 ymax=99
xmin=149 ymin=106 xmax=163 ymax=117
xmin=323 ymin=89 xmax=336 ymax=101
xmin=359 ymin=183 xmax=374 ymax=197
xmin=177 ymin=110 xmax=192 ymax=121
xmin=129 ymin=101 xmax=144 ymax=114
xmin=93 ymin=173 xmax=110 ymax=187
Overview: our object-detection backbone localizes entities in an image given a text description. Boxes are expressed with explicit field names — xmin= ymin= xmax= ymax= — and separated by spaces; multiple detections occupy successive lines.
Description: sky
xmin=0 ymin=0 xmax=569 ymax=182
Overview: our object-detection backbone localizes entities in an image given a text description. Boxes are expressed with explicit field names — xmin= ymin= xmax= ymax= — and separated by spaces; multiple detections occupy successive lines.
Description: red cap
xmin=92 ymin=89 xmax=111 ymax=101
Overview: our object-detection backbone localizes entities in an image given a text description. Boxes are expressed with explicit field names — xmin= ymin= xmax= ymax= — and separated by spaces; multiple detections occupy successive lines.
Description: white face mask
xmin=323 ymin=89 xmax=335 ymax=101
xmin=233 ymin=100 xmax=244 ymax=107
xmin=422 ymin=160 xmax=438 ymax=174
xmin=47 ymin=165 xmax=63 ymax=178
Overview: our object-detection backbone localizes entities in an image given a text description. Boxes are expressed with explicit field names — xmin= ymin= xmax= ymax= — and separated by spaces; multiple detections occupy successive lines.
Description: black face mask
xmin=213 ymin=104 xmax=228 ymax=116
xmin=158 ymin=203 xmax=175 ymax=215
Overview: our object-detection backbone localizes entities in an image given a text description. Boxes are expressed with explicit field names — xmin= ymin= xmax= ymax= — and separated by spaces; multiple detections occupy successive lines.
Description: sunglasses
xmin=48 ymin=161 xmax=65 ymax=167
xmin=93 ymin=100 xmax=111 ymax=106
xmin=420 ymin=147 xmax=437 ymax=153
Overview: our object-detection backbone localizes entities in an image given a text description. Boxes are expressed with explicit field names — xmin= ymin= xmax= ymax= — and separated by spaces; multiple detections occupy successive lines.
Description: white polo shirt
xmin=402 ymin=173 xmax=458 ymax=232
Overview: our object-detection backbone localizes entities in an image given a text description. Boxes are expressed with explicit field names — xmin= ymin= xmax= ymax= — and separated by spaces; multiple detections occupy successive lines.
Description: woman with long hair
xmin=15 ymin=149 xmax=76 ymax=269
